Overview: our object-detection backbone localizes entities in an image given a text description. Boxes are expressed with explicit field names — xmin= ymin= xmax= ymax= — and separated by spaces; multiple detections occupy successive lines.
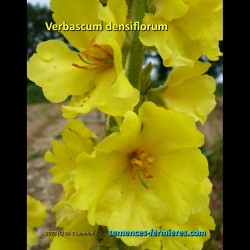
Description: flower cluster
xmin=27 ymin=0 xmax=222 ymax=249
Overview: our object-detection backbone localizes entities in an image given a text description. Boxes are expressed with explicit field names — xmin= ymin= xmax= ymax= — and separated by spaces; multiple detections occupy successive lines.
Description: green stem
xmin=126 ymin=0 xmax=147 ymax=90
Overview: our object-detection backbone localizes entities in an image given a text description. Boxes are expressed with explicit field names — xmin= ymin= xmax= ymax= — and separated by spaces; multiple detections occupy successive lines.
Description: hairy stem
xmin=126 ymin=0 xmax=147 ymax=90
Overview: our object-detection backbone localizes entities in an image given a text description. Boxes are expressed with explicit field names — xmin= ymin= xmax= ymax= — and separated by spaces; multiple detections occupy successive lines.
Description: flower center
xmin=129 ymin=147 xmax=154 ymax=182
xmin=72 ymin=38 xmax=113 ymax=70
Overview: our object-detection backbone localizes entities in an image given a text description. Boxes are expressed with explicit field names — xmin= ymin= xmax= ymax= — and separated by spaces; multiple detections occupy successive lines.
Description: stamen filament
xmin=78 ymin=54 xmax=98 ymax=65
xmin=73 ymin=42 xmax=113 ymax=71
xmin=72 ymin=63 xmax=109 ymax=70
xmin=93 ymin=44 xmax=113 ymax=58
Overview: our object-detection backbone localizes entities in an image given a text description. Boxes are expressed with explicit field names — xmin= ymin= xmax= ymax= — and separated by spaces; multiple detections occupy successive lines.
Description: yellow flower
xmin=27 ymin=195 xmax=48 ymax=247
xmin=149 ymin=62 xmax=216 ymax=124
xmin=68 ymin=102 xmax=212 ymax=246
xmin=140 ymin=0 xmax=223 ymax=66
xmin=48 ymin=177 xmax=97 ymax=249
xmin=27 ymin=0 xmax=139 ymax=117
xmin=44 ymin=119 xmax=98 ymax=184
xmin=44 ymin=119 xmax=98 ymax=248
xmin=141 ymin=209 xmax=215 ymax=250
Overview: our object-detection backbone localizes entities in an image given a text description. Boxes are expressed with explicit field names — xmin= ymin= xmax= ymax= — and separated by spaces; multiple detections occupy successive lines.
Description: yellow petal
xmin=27 ymin=195 xmax=48 ymax=228
xmin=27 ymin=226 xmax=38 ymax=247
xmin=62 ymin=69 xmax=139 ymax=117
xmin=161 ymin=62 xmax=216 ymax=124
xmin=201 ymin=178 xmax=213 ymax=196
xmin=62 ymin=119 xmax=97 ymax=154
xmin=69 ymin=152 xmax=127 ymax=213
xmin=52 ymin=178 xmax=77 ymax=211
xmin=98 ymin=169 xmax=170 ymax=246
xmin=27 ymin=40 xmax=95 ymax=102
xmin=154 ymin=0 xmax=189 ymax=21
xmin=54 ymin=207 xmax=97 ymax=243
xmin=138 ymin=103 xmax=210 ymax=224
xmin=142 ymin=209 xmax=215 ymax=250
xmin=139 ymin=14 xmax=195 ymax=66
xmin=44 ymin=119 xmax=97 ymax=184
xmin=50 ymin=0 xmax=102 ymax=50
xmin=151 ymin=150 xmax=210 ymax=224
xmin=166 ymin=61 xmax=210 ymax=85
xmin=45 ymin=141 xmax=76 ymax=184
xmin=139 ymin=0 xmax=223 ymax=66
xmin=98 ymin=0 xmax=128 ymax=47
xmin=49 ymin=178 xmax=97 ymax=247
xmin=48 ymin=236 xmax=94 ymax=250
xmin=139 ymin=102 xmax=204 ymax=154
xmin=106 ymin=0 xmax=128 ymax=24
xmin=96 ymin=30 xmax=124 ymax=74
xmin=176 ymin=0 xmax=223 ymax=61
xmin=95 ymin=111 xmax=141 ymax=153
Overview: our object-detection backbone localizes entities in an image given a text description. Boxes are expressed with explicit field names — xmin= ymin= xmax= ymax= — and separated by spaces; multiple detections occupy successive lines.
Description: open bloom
xmin=27 ymin=0 xmax=139 ymax=117
xmin=45 ymin=119 xmax=98 ymax=248
xmin=140 ymin=0 xmax=223 ymax=66
xmin=27 ymin=195 xmax=48 ymax=247
xmin=44 ymin=119 xmax=98 ymax=184
xmin=149 ymin=61 xmax=216 ymax=124
xmin=68 ymin=102 xmax=212 ymax=246
xmin=141 ymin=209 xmax=215 ymax=250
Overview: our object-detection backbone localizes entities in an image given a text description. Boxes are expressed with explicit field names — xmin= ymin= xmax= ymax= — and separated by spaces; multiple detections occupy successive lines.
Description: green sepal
xmin=147 ymin=87 xmax=167 ymax=108
xmin=140 ymin=62 xmax=154 ymax=94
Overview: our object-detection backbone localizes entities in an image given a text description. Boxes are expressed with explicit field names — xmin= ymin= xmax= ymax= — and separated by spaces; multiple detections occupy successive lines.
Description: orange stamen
xmin=93 ymin=43 xmax=113 ymax=58
xmin=129 ymin=148 xmax=154 ymax=181
xmin=72 ymin=63 xmax=89 ymax=69
xmin=72 ymin=63 xmax=108 ymax=70
xmin=73 ymin=41 xmax=113 ymax=71
xmin=143 ymin=171 xmax=153 ymax=179
xmin=130 ymin=158 xmax=144 ymax=169
xmin=81 ymin=50 xmax=107 ymax=62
